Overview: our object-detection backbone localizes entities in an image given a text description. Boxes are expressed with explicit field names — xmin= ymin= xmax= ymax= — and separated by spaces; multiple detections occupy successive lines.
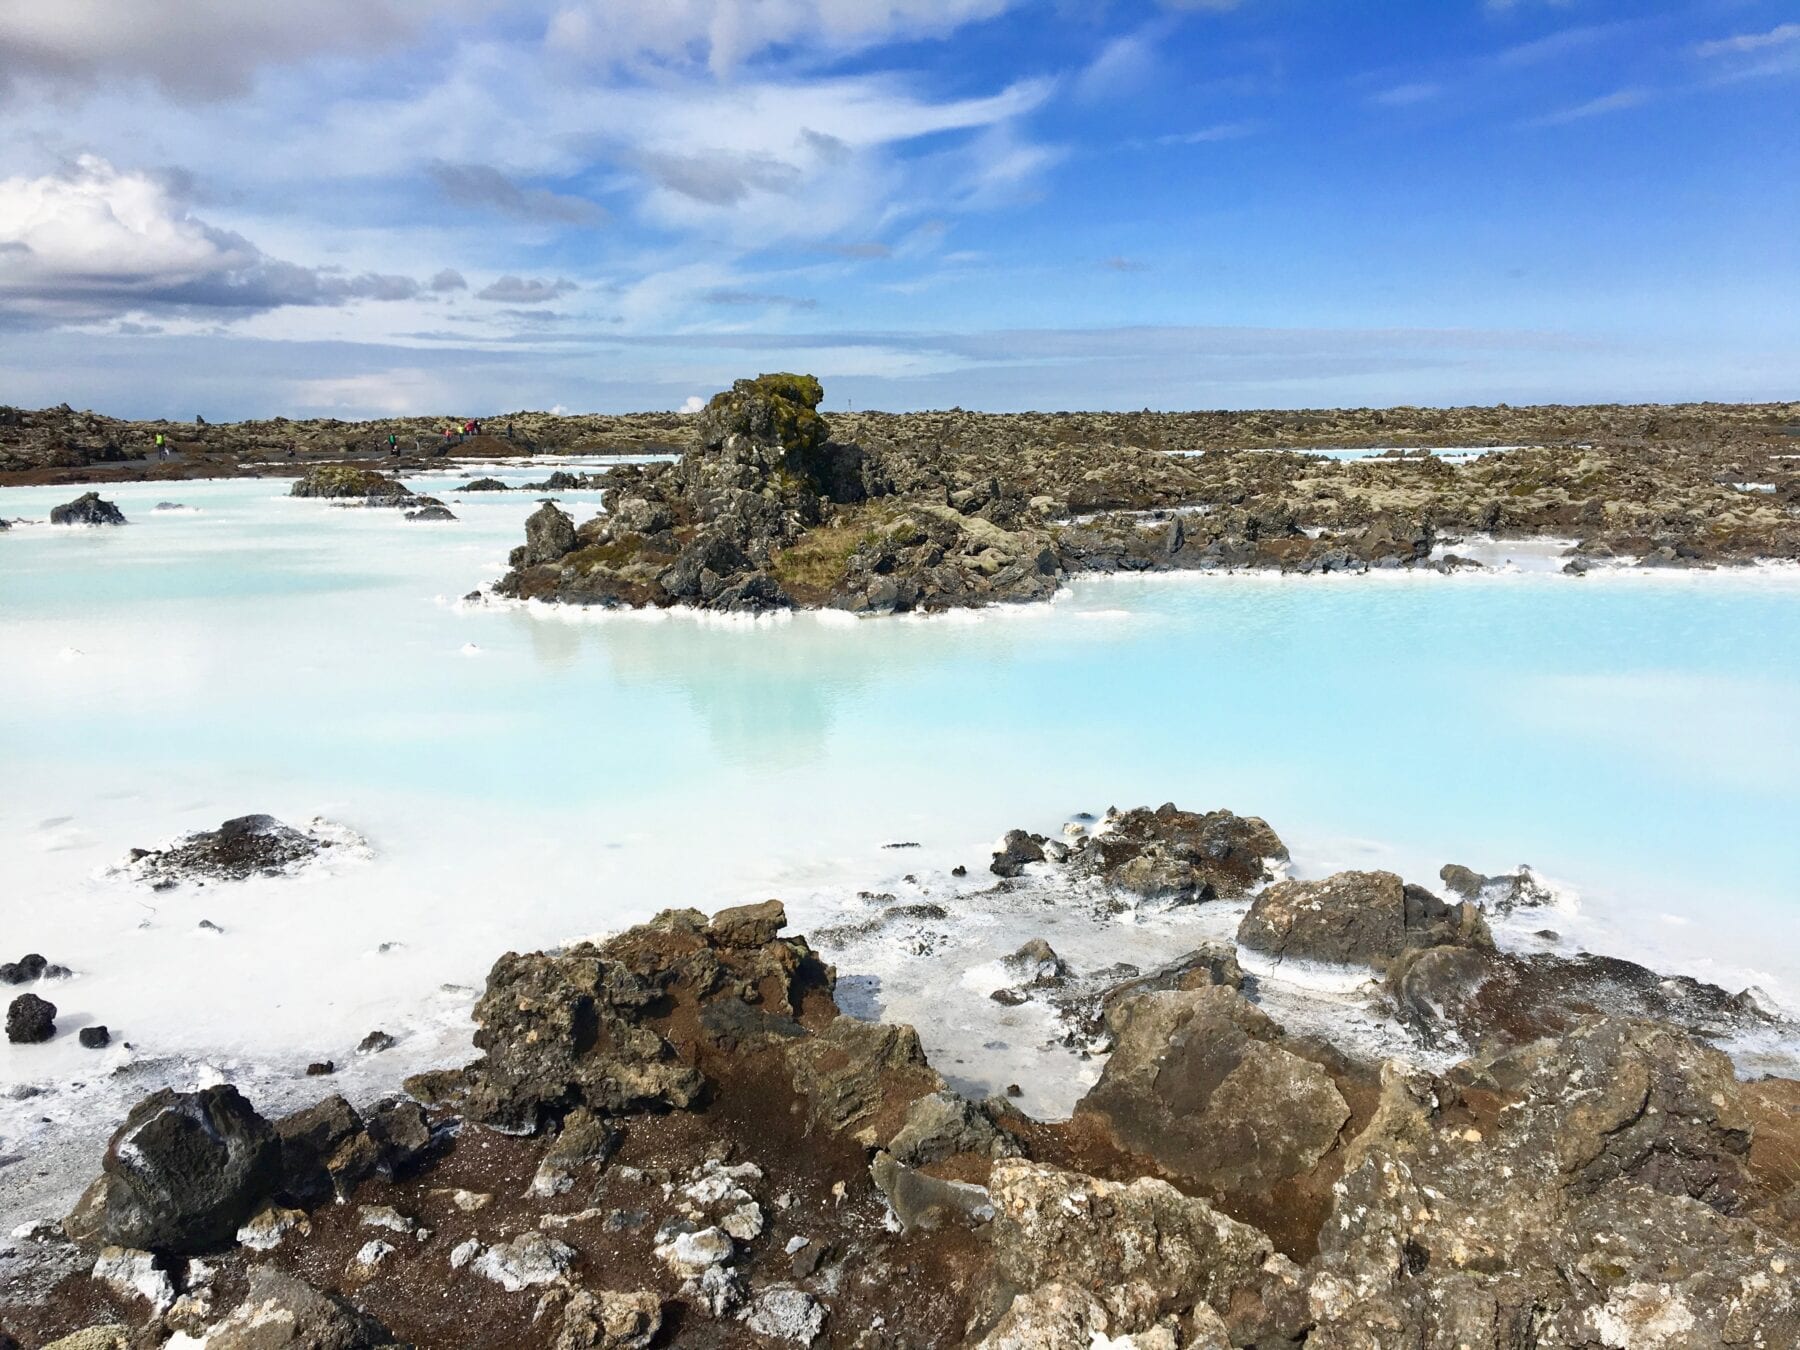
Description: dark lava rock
xmin=79 ymin=1025 xmax=111 ymax=1049
xmin=6 ymin=992 xmax=56 ymax=1043
xmin=404 ymin=504 xmax=457 ymax=522
xmin=458 ymin=477 xmax=508 ymax=491
xmin=77 ymin=1085 xmax=281 ymax=1253
xmin=288 ymin=465 xmax=414 ymax=502
xmin=275 ymin=1093 xmax=367 ymax=1205
xmin=305 ymin=1060 xmax=336 ymax=1076
xmin=457 ymin=902 xmax=835 ymax=1133
xmin=356 ymin=1029 xmax=397 ymax=1055
xmin=1 ymin=953 xmax=48 ymax=984
xmin=125 ymin=814 xmax=337 ymax=884
xmin=1237 ymin=868 xmax=1492 ymax=972
xmin=521 ymin=500 xmax=577 ymax=565
xmin=989 ymin=829 xmax=1046 ymax=878
xmin=49 ymin=492 xmax=127 ymax=526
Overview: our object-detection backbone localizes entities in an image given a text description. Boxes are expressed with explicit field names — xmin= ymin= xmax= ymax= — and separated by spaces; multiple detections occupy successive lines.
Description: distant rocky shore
xmin=4 ymin=801 xmax=1796 ymax=1348
xmin=486 ymin=376 xmax=1800 ymax=615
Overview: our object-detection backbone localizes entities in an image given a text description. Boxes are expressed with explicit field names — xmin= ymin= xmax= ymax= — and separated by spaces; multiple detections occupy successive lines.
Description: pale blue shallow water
xmin=3 ymin=471 xmax=1799 ymax=1018
xmin=3 ymin=468 xmax=1800 ymax=1222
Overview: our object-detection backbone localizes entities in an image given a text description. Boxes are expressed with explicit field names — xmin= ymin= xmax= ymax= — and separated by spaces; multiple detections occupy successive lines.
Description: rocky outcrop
xmin=11 ymin=815 xmax=1799 ymax=1350
xmin=1070 ymin=803 xmax=1287 ymax=902
xmin=978 ymin=1160 xmax=1282 ymax=1342
xmin=418 ymin=900 xmax=837 ymax=1133
xmin=1307 ymin=1018 xmax=1798 ymax=1346
xmin=990 ymin=804 xmax=1287 ymax=903
xmin=495 ymin=374 xmax=1069 ymax=614
xmin=288 ymin=465 xmax=417 ymax=503
xmin=1237 ymin=868 xmax=1492 ymax=971
xmin=49 ymin=492 xmax=127 ymax=525
xmin=117 ymin=814 xmax=362 ymax=886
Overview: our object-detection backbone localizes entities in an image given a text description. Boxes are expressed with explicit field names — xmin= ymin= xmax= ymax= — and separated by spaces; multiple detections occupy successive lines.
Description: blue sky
xmin=0 ymin=0 xmax=1795 ymax=417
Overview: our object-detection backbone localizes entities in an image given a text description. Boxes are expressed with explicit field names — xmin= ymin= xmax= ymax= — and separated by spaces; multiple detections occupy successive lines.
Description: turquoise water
xmin=3 ymin=472 xmax=1800 ymax=1009
xmin=4 ymin=468 xmax=1800 ymax=1223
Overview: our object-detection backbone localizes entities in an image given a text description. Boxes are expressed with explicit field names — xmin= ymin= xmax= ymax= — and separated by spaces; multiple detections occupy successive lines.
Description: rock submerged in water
xmin=49 ymin=492 xmax=127 ymax=526
xmin=287 ymin=464 xmax=416 ymax=504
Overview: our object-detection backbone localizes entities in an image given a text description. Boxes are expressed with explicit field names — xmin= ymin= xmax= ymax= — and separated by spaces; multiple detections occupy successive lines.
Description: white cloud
xmin=474 ymin=275 xmax=579 ymax=303
xmin=1151 ymin=121 xmax=1258 ymax=145
xmin=545 ymin=0 xmax=1017 ymax=77
xmin=0 ymin=156 xmax=431 ymax=321
xmin=680 ymin=395 xmax=707 ymax=413
xmin=1695 ymin=23 xmax=1800 ymax=59
xmin=0 ymin=0 xmax=502 ymax=98
xmin=1524 ymin=88 xmax=1649 ymax=128
xmin=1372 ymin=82 xmax=1442 ymax=107
xmin=1075 ymin=32 xmax=1159 ymax=103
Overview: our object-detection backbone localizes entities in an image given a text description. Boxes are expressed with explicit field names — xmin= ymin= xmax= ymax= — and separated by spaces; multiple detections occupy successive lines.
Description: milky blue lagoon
xmin=4 ymin=468 xmax=1799 ymax=1218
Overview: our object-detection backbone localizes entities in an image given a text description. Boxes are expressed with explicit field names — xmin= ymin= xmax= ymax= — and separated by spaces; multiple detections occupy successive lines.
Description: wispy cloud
xmin=1371 ymin=81 xmax=1442 ymax=107
xmin=1102 ymin=256 xmax=1149 ymax=272
xmin=701 ymin=289 xmax=819 ymax=310
xmin=1694 ymin=23 xmax=1800 ymax=59
xmin=428 ymin=161 xmax=606 ymax=225
xmin=1496 ymin=22 xmax=1637 ymax=67
xmin=1148 ymin=121 xmax=1259 ymax=146
xmin=1692 ymin=22 xmax=1800 ymax=81
xmin=1523 ymin=87 xmax=1649 ymax=128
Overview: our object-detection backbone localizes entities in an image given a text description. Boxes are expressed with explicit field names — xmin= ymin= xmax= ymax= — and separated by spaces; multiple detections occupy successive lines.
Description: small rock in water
xmin=951 ymin=865 xmax=968 ymax=877
xmin=1 ymin=954 xmax=48 ymax=984
xmin=305 ymin=1060 xmax=336 ymax=1076
xmin=50 ymin=492 xmax=128 ymax=526
xmin=79 ymin=1025 xmax=111 ymax=1049
xmin=197 ymin=920 xmax=223 ymax=934
xmin=357 ymin=1030 xmax=397 ymax=1055
xmin=6 ymin=993 xmax=56 ymax=1043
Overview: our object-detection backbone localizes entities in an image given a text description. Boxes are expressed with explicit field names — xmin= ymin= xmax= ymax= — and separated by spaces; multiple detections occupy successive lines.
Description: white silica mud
xmin=4 ymin=469 xmax=1800 ymax=1226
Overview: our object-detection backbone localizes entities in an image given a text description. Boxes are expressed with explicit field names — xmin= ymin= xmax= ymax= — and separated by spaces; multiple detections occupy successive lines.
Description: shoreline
xmin=3 ymin=803 xmax=1796 ymax=1346
xmin=6 ymin=797 xmax=1796 ymax=1237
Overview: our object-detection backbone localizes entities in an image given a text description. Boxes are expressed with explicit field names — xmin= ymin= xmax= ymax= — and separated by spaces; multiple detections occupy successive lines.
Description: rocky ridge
xmin=486 ymin=377 xmax=1800 ymax=616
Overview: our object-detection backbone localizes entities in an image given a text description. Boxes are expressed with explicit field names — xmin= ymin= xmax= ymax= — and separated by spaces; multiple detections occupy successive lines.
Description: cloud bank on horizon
xmin=0 ymin=0 xmax=1795 ymax=418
